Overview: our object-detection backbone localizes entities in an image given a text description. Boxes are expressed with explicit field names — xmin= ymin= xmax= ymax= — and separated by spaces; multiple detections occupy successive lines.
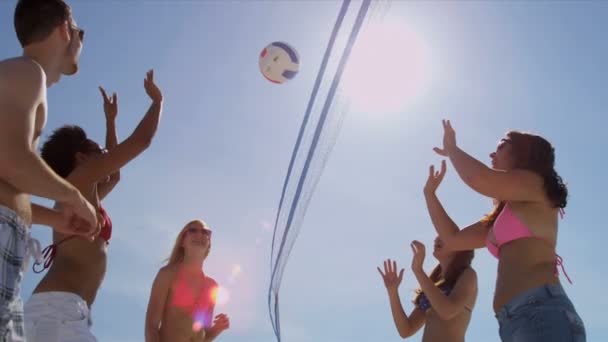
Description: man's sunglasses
xmin=70 ymin=24 xmax=84 ymax=42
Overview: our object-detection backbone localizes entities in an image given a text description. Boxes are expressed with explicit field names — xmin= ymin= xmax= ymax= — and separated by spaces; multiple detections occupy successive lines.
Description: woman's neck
xmin=438 ymin=257 xmax=451 ymax=278
xmin=182 ymin=254 xmax=204 ymax=274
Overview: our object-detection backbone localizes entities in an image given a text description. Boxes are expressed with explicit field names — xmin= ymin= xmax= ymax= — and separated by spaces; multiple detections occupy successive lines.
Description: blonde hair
xmin=166 ymin=219 xmax=210 ymax=265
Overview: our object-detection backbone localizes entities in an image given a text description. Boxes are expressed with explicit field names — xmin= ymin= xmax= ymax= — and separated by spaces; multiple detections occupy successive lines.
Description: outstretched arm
xmin=411 ymin=241 xmax=477 ymax=320
xmin=72 ymin=70 xmax=164 ymax=186
xmin=378 ymin=259 xmax=425 ymax=338
xmin=97 ymin=87 xmax=120 ymax=199
xmin=424 ymin=161 xmax=488 ymax=251
xmin=434 ymin=119 xmax=545 ymax=203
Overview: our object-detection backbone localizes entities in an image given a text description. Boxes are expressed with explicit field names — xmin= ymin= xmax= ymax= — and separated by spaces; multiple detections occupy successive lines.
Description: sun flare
xmin=342 ymin=21 xmax=430 ymax=114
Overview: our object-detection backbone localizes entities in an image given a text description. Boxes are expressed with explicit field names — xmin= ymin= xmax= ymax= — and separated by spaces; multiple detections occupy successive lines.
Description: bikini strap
xmin=554 ymin=254 xmax=572 ymax=285
xmin=32 ymin=235 xmax=76 ymax=273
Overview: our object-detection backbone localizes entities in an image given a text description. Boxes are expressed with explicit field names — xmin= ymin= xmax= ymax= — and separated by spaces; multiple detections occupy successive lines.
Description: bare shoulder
xmin=462 ymin=267 xmax=477 ymax=279
xmin=205 ymin=275 xmax=218 ymax=287
xmin=0 ymin=57 xmax=45 ymax=105
xmin=458 ymin=268 xmax=478 ymax=289
xmin=159 ymin=264 xmax=178 ymax=278
xmin=156 ymin=264 xmax=179 ymax=285
xmin=0 ymin=57 xmax=45 ymax=85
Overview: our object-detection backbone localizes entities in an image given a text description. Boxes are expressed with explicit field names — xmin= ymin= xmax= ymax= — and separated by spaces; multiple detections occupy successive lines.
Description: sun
xmin=342 ymin=21 xmax=430 ymax=114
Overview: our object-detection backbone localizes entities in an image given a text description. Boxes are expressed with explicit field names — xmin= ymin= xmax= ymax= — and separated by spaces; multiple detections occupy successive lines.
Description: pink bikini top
xmin=171 ymin=266 xmax=218 ymax=328
xmin=486 ymin=204 xmax=571 ymax=284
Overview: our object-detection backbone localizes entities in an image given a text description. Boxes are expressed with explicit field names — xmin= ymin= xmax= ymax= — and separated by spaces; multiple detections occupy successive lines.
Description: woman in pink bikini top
xmin=145 ymin=219 xmax=230 ymax=342
xmin=424 ymin=120 xmax=585 ymax=342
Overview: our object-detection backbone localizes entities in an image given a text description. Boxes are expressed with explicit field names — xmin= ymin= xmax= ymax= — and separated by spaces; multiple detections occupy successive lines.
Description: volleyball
xmin=259 ymin=42 xmax=300 ymax=84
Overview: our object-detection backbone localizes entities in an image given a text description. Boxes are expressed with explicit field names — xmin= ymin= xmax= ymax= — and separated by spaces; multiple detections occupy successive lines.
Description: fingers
xmin=82 ymin=218 xmax=99 ymax=241
xmin=81 ymin=206 xmax=97 ymax=229
xmin=398 ymin=269 xmax=404 ymax=282
xmin=433 ymin=147 xmax=448 ymax=156
xmin=67 ymin=215 xmax=81 ymax=233
xmin=144 ymin=70 xmax=152 ymax=88
xmin=377 ymin=267 xmax=385 ymax=278
xmin=99 ymin=86 xmax=109 ymax=102
xmin=432 ymin=160 xmax=446 ymax=179
xmin=411 ymin=240 xmax=425 ymax=255
xmin=383 ymin=259 xmax=399 ymax=275
xmin=428 ymin=165 xmax=434 ymax=178
xmin=214 ymin=314 xmax=230 ymax=328
xmin=69 ymin=216 xmax=95 ymax=240
xmin=87 ymin=227 xmax=99 ymax=241
xmin=410 ymin=240 xmax=423 ymax=254
xmin=443 ymin=119 xmax=451 ymax=130
xmin=441 ymin=119 xmax=455 ymax=134
xmin=99 ymin=87 xmax=119 ymax=107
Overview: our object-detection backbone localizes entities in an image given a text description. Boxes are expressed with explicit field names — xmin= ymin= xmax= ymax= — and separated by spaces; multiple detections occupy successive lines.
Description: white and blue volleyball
xmin=259 ymin=42 xmax=300 ymax=84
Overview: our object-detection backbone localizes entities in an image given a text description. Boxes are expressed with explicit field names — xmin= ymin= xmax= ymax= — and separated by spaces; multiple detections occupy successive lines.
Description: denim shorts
xmin=496 ymin=283 xmax=585 ymax=342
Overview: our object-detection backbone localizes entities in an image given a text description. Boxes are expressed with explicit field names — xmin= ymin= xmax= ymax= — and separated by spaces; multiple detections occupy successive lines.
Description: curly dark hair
xmin=482 ymin=131 xmax=568 ymax=226
xmin=41 ymin=125 xmax=99 ymax=178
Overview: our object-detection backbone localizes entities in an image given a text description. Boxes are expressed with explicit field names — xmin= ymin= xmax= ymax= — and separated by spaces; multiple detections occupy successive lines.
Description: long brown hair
xmin=414 ymin=249 xmax=474 ymax=305
xmin=482 ymin=131 xmax=568 ymax=226
xmin=166 ymin=219 xmax=210 ymax=266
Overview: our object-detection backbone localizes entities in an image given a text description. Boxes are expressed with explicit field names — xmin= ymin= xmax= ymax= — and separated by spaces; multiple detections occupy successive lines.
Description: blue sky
xmin=1 ymin=1 xmax=607 ymax=341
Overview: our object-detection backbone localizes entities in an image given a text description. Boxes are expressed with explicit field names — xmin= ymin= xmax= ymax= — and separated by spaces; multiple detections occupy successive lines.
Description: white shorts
xmin=24 ymin=292 xmax=97 ymax=342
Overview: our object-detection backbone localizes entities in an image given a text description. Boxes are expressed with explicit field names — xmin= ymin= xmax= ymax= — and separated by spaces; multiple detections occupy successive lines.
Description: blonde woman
xmin=145 ymin=220 xmax=230 ymax=342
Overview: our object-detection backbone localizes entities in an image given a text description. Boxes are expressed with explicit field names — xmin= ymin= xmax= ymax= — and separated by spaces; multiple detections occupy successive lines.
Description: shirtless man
xmin=146 ymin=220 xmax=230 ymax=342
xmin=0 ymin=0 xmax=98 ymax=339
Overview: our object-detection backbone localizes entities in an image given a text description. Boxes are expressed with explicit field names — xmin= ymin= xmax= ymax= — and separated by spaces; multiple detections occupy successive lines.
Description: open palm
xmin=433 ymin=119 xmax=457 ymax=157
xmin=378 ymin=259 xmax=404 ymax=292
xmin=424 ymin=160 xmax=447 ymax=195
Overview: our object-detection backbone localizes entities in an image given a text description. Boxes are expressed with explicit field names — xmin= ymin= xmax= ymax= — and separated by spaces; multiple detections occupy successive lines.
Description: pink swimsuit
xmin=486 ymin=204 xmax=571 ymax=284
xmin=171 ymin=267 xmax=218 ymax=328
